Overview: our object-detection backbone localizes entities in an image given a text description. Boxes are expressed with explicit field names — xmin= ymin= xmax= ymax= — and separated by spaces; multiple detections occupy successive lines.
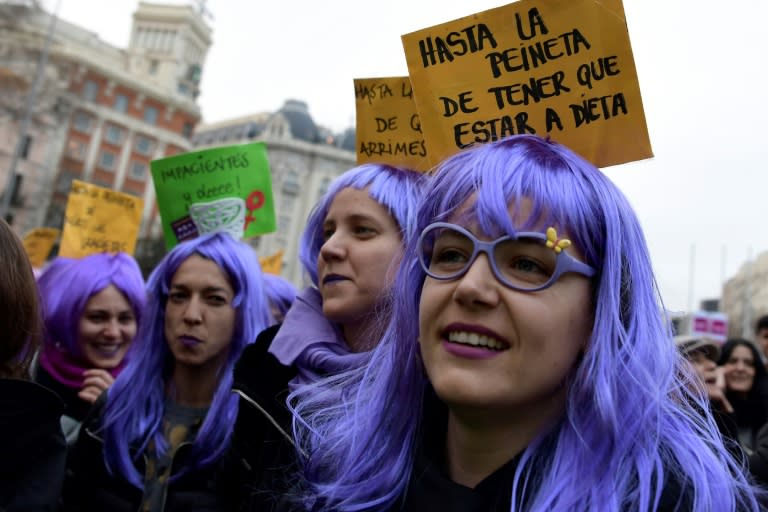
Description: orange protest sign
xmin=354 ymin=76 xmax=432 ymax=172
xmin=22 ymin=227 xmax=60 ymax=268
xmin=259 ymin=249 xmax=284 ymax=275
xmin=401 ymin=0 xmax=652 ymax=168
xmin=59 ymin=180 xmax=143 ymax=258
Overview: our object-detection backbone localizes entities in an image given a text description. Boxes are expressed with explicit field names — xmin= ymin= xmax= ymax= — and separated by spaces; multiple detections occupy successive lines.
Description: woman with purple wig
xmin=289 ymin=135 xmax=765 ymax=511
xmin=263 ymin=273 xmax=298 ymax=323
xmin=34 ymin=251 xmax=145 ymax=440
xmin=221 ymin=163 xmax=426 ymax=510
xmin=62 ymin=232 xmax=272 ymax=511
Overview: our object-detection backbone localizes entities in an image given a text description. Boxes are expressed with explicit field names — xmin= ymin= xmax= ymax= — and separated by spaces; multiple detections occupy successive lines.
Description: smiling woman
xmin=717 ymin=339 xmax=768 ymax=458
xmin=34 ymin=252 xmax=146 ymax=439
xmin=290 ymin=134 xmax=765 ymax=512
xmin=61 ymin=232 xmax=273 ymax=512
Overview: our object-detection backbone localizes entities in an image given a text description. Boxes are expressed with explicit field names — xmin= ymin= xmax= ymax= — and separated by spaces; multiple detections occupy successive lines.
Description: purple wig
xmin=291 ymin=135 xmax=763 ymax=510
xmin=298 ymin=163 xmax=427 ymax=286
xmin=37 ymin=253 xmax=146 ymax=357
xmin=101 ymin=232 xmax=273 ymax=488
xmin=263 ymin=274 xmax=298 ymax=321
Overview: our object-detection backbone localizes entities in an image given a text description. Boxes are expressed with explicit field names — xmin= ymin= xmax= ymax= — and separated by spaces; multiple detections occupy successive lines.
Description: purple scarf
xmin=269 ymin=287 xmax=368 ymax=392
xmin=38 ymin=343 xmax=126 ymax=389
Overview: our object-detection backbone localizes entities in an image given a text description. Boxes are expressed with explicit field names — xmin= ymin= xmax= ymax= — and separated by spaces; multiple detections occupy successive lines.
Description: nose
xmin=452 ymin=253 xmax=500 ymax=308
xmin=103 ymin=319 xmax=120 ymax=339
xmin=319 ymin=231 xmax=346 ymax=263
xmin=183 ymin=296 xmax=203 ymax=325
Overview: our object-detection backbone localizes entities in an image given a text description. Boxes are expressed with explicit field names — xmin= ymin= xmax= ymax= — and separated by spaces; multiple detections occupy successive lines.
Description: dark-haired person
xmin=0 ymin=218 xmax=67 ymax=510
xmin=755 ymin=314 xmax=768 ymax=370
xmin=717 ymin=338 xmax=768 ymax=458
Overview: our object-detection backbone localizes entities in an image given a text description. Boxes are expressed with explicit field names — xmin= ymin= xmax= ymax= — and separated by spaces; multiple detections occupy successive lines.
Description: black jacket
xmin=0 ymin=378 xmax=67 ymax=512
xmin=62 ymin=397 xmax=225 ymax=511
xmin=749 ymin=421 xmax=768 ymax=485
xmin=394 ymin=390 xmax=694 ymax=512
xmin=218 ymin=324 xmax=301 ymax=512
xmin=33 ymin=364 xmax=92 ymax=423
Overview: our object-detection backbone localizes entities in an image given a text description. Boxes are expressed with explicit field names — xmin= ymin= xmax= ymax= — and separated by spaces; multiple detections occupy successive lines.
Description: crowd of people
xmin=1 ymin=134 xmax=767 ymax=511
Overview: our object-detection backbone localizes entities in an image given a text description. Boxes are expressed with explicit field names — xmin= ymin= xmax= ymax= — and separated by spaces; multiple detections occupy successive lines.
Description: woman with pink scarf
xmin=33 ymin=252 xmax=146 ymax=440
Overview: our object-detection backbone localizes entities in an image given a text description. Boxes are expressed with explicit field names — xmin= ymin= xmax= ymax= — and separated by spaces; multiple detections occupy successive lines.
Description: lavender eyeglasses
xmin=418 ymin=222 xmax=596 ymax=292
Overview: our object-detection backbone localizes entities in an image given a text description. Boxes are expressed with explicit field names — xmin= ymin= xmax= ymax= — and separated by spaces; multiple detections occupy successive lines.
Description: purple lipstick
xmin=179 ymin=335 xmax=202 ymax=348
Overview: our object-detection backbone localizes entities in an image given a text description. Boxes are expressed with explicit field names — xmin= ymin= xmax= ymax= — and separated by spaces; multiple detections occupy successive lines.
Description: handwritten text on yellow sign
xmin=22 ymin=227 xmax=60 ymax=268
xmin=354 ymin=77 xmax=431 ymax=172
xmin=59 ymin=180 xmax=143 ymax=258
xmin=401 ymin=0 xmax=652 ymax=168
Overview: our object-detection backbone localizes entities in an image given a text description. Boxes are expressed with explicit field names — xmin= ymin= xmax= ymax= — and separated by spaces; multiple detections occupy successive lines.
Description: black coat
xmin=218 ymin=324 xmax=300 ymax=512
xmin=393 ymin=390 xmax=694 ymax=512
xmin=33 ymin=365 xmax=92 ymax=423
xmin=62 ymin=397 xmax=225 ymax=512
xmin=0 ymin=378 xmax=67 ymax=512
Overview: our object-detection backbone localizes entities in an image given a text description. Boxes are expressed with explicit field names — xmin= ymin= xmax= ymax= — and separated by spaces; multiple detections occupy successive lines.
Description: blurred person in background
xmin=0 ymin=217 xmax=67 ymax=510
xmin=263 ymin=273 xmax=298 ymax=323
xmin=717 ymin=338 xmax=768 ymax=457
xmin=755 ymin=314 xmax=768 ymax=369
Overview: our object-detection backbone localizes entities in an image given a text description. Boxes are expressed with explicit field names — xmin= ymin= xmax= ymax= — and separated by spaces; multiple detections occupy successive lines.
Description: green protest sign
xmin=150 ymin=142 xmax=276 ymax=249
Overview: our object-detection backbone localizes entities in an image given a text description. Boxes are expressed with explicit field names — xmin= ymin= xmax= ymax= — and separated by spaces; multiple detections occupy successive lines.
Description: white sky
xmin=47 ymin=0 xmax=768 ymax=312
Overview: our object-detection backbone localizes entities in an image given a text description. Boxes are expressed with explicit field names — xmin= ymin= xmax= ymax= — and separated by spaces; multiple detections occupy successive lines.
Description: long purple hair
xmin=37 ymin=253 xmax=146 ymax=356
xmin=298 ymin=163 xmax=427 ymax=286
xmin=291 ymin=135 xmax=763 ymax=510
xmin=263 ymin=274 xmax=298 ymax=321
xmin=101 ymin=232 xmax=272 ymax=487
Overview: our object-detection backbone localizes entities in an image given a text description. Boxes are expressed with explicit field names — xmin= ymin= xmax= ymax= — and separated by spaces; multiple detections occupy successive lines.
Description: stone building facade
xmin=721 ymin=250 xmax=768 ymax=339
xmin=0 ymin=1 xmax=211 ymax=239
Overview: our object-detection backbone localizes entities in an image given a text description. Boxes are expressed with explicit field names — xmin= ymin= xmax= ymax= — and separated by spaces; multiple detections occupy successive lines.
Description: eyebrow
xmin=170 ymin=284 xmax=232 ymax=295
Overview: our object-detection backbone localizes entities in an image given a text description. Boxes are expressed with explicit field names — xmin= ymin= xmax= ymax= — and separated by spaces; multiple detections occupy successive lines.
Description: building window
xmin=149 ymin=60 xmax=158 ymax=75
xmin=282 ymin=170 xmax=300 ymax=195
xmin=182 ymin=122 xmax=194 ymax=139
xmin=65 ymin=139 xmax=86 ymax=161
xmin=73 ymin=112 xmax=92 ymax=133
xmin=143 ymin=106 xmax=158 ymax=125
xmin=99 ymin=150 xmax=117 ymax=171
xmin=317 ymin=176 xmax=332 ymax=198
xmin=135 ymin=135 xmax=154 ymax=156
xmin=45 ymin=202 xmax=65 ymax=228
xmin=114 ymin=94 xmax=129 ymax=113
xmin=56 ymin=170 xmax=76 ymax=194
xmin=83 ymin=80 xmax=98 ymax=102
xmin=104 ymin=124 xmax=124 ymax=145
xmin=129 ymin=161 xmax=147 ymax=181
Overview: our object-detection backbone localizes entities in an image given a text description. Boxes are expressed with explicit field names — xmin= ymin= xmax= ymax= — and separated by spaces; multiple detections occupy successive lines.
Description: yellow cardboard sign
xmin=259 ymin=249 xmax=284 ymax=275
xmin=59 ymin=180 xmax=144 ymax=258
xmin=354 ymin=77 xmax=432 ymax=172
xmin=401 ymin=0 xmax=652 ymax=168
xmin=22 ymin=227 xmax=60 ymax=268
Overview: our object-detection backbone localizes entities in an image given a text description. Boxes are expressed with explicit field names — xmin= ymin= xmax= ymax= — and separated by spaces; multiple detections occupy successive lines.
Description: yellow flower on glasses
xmin=545 ymin=227 xmax=571 ymax=254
